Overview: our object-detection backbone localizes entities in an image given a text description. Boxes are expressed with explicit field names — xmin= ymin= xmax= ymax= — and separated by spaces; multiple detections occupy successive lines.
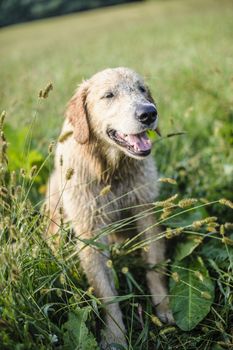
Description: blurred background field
xmin=0 ymin=0 xmax=233 ymax=349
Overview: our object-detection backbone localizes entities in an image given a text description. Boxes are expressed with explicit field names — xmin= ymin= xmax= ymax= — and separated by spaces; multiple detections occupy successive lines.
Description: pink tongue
xmin=126 ymin=132 xmax=151 ymax=151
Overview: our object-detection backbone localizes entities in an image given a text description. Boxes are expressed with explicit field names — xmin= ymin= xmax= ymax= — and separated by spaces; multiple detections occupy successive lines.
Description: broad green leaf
xmin=63 ymin=306 xmax=99 ymax=350
xmin=170 ymin=257 xmax=214 ymax=331
xmin=174 ymin=234 xmax=203 ymax=261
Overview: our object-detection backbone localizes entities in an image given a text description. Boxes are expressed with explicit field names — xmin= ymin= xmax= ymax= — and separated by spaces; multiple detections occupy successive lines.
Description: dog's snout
xmin=136 ymin=104 xmax=157 ymax=125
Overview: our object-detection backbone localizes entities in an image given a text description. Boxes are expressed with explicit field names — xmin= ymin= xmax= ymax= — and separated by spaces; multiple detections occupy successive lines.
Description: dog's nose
xmin=136 ymin=104 xmax=157 ymax=125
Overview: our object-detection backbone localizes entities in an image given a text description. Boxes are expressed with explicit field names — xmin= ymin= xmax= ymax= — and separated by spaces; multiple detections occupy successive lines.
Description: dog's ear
xmin=147 ymin=86 xmax=162 ymax=137
xmin=66 ymin=82 xmax=89 ymax=144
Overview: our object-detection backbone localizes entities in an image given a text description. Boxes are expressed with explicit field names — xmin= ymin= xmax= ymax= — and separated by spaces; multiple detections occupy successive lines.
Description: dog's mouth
xmin=107 ymin=129 xmax=152 ymax=157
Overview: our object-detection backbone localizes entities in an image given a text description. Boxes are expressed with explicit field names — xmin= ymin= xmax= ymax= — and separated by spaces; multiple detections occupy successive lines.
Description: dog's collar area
xmin=107 ymin=129 xmax=152 ymax=157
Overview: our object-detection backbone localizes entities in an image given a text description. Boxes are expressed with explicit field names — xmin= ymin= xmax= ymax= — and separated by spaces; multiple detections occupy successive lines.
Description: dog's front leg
xmin=76 ymin=231 xmax=127 ymax=349
xmin=136 ymin=213 xmax=174 ymax=324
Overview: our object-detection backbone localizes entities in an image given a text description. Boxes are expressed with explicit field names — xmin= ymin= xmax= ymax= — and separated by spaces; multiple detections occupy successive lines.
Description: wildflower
xmin=219 ymin=198 xmax=233 ymax=209
xmin=121 ymin=267 xmax=129 ymax=274
xmin=100 ymin=185 xmax=111 ymax=196
xmin=58 ymin=131 xmax=73 ymax=143
xmin=151 ymin=314 xmax=162 ymax=327
xmin=106 ymin=260 xmax=113 ymax=268
xmin=158 ymin=178 xmax=177 ymax=185
xmin=171 ymin=272 xmax=180 ymax=283
xmin=65 ymin=168 xmax=74 ymax=181
xmin=178 ymin=198 xmax=197 ymax=208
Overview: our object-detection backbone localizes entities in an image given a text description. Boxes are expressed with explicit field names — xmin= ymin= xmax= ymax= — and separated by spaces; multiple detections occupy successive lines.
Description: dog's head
xmin=66 ymin=67 xmax=160 ymax=159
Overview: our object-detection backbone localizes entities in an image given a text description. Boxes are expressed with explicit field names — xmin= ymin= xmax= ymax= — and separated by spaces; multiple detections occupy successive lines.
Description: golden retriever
xmin=46 ymin=67 xmax=173 ymax=349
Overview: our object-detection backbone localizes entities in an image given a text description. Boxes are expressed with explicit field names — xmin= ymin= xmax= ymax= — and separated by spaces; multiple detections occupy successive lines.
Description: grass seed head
xmin=88 ymin=286 xmax=95 ymax=294
xmin=100 ymin=185 xmax=111 ymax=196
xmin=178 ymin=198 xmax=197 ymax=208
xmin=161 ymin=208 xmax=173 ymax=220
xmin=65 ymin=168 xmax=74 ymax=181
xmin=158 ymin=177 xmax=177 ymax=185
xmin=221 ymin=237 xmax=233 ymax=246
xmin=165 ymin=227 xmax=184 ymax=239
xmin=192 ymin=216 xmax=218 ymax=229
xmin=58 ymin=131 xmax=73 ymax=143
xmin=121 ymin=267 xmax=129 ymax=274
xmin=159 ymin=326 xmax=176 ymax=335
xmin=220 ymin=225 xmax=225 ymax=236
xmin=155 ymin=193 xmax=178 ymax=208
xmin=0 ymin=110 xmax=6 ymax=129
xmin=219 ymin=198 xmax=233 ymax=209
xmin=48 ymin=141 xmax=55 ymax=154
xmin=59 ymin=155 xmax=63 ymax=166
xmin=20 ymin=168 xmax=26 ymax=178
xmin=151 ymin=314 xmax=162 ymax=327
xmin=40 ymin=82 xmax=53 ymax=99
xmin=171 ymin=272 xmax=180 ymax=283
xmin=0 ymin=186 xmax=8 ymax=197
xmin=201 ymin=291 xmax=212 ymax=300
xmin=224 ymin=222 xmax=233 ymax=230
xmin=106 ymin=260 xmax=113 ymax=268
xmin=194 ymin=271 xmax=204 ymax=282
xmin=29 ymin=165 xmax=37 ymax=179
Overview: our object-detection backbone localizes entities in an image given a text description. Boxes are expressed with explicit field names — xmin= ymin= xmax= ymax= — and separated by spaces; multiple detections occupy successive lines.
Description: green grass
xmin=0 ymin=0 xmax=233 ymax=349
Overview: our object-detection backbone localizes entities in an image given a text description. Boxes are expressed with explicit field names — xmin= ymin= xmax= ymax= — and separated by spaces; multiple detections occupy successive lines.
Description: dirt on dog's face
xmin=86 ymin=67 xmax=158 ymax=159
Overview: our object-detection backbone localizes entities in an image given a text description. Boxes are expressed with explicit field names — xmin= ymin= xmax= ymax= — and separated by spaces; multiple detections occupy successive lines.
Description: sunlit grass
xmin=0 ymin=0 xmax=233 ymax=348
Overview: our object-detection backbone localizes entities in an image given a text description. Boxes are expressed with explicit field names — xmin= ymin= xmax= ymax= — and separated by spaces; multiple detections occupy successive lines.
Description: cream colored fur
xmin=46 ymin=67 xmax=173 ymax=349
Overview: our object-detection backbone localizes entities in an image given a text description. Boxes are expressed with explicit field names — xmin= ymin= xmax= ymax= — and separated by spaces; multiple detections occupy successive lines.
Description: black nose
xmin=136 ymin=104 xmax=157 ymax=125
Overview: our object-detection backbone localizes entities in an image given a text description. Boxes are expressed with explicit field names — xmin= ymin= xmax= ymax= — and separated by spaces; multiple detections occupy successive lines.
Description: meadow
xmin=0 ymin=0 xmax=233 ymax=348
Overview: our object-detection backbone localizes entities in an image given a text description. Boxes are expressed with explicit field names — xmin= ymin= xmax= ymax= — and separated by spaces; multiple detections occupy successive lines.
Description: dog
xmin=46 ymin=67 xmax=174 ymax=349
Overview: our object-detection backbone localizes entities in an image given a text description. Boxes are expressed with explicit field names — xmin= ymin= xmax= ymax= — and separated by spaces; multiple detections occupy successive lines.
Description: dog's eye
xmin=104 ymin=92 xmax=114 ymax=98
xmin=139 ymin=86 xmax=146 ymax=93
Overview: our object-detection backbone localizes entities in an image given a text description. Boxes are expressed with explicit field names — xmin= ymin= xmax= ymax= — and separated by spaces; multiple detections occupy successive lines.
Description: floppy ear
xmin=147 ymin=86 xmax=162 ymax=137
xmin=66 ymin=82 xmax=89 ymax=144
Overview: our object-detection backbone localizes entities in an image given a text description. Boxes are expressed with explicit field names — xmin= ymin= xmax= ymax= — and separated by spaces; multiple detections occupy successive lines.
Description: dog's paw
xmin=100 ymin=329 xmax=127 ymax=350
xmin=155 ymin=297 xmax=175 ymax=325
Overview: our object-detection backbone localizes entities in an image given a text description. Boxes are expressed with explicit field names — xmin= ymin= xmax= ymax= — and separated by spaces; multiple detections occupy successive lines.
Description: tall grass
xmin=0 ymin=0 xmax=233 ymax=348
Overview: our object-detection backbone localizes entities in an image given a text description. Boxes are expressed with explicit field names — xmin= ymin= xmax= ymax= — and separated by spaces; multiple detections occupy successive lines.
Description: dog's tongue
xmin=125 ymin=132 xmax=151 ymax=152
